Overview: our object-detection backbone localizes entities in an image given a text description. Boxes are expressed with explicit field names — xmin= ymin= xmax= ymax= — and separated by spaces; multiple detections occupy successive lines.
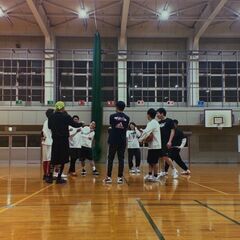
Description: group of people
xmin=41 ymin=101 xmax=99 ymax=184
xmin=103 ymin=101 xmax=190 ymax=184
xmin=41 ymin=100 xmax=190 ymax=185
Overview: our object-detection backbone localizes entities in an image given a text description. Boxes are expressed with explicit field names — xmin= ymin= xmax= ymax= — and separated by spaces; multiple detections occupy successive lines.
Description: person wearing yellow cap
xmin=45 ymin=101 xmax=83 ymax=184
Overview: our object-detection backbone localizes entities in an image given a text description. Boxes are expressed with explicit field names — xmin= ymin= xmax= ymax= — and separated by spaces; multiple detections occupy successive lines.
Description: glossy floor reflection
xmin=0 ymin=163 xmax=239 ymax=240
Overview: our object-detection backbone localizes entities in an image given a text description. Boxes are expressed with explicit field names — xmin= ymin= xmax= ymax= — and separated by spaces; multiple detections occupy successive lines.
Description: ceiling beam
xmin=26 ymin=0 xmax=51 ymax=39
xmin=194 ymin=0 xmax=228 ymax=46
xmin=5 ymin=1 xmax=26 ymax=14
xmin=88 ymin=1 xmax=122 ymax=15
xmin=120 ymin=0 xmax=130 ymax=45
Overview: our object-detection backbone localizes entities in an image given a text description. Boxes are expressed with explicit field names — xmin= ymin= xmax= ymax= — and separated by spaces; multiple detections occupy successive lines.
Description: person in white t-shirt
xmin=41 ymin=109 xmax=54 ymax=180
xmin=80 ymin=121 xmax=99 ymax=176
xmin=68 ymin=115 xmax=82 ymax=176
xmin=126 ymin=122 xmax=141 ymax=173
xmin=139 ymin=108 xmax=163 ymax=182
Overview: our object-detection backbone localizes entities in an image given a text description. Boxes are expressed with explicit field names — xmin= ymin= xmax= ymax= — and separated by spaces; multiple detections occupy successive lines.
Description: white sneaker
xmin=136 ymin=167 xmax=141 ymax=173
xmin=158 ymin=171 xmax=167 ymax=177
xmin=152 ymin=176 xmax=160 ymax=182
xmin=117 ymin=177 xmax=124 ymax=184
xmin=181 ymin=170 xmax=191 ymax=175
xmin=129 ymin=168 xmax=135 ymax=173
xmin=144 ymin=174 xmax=151 ymax=181
xmin=172 ymin=169 xmax=179 ymax=179
xmin=103 ymin=177 xmax=112 ymax=184
xmin=148 ymin=175 xmax=154 ymax=182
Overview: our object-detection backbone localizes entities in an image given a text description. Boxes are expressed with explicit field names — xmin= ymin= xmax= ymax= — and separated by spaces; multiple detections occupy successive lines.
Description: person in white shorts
xmin=80 ymin=121 xmax=99 ymax=176
xmin=42 ymin=109 xmax=54 ymax=180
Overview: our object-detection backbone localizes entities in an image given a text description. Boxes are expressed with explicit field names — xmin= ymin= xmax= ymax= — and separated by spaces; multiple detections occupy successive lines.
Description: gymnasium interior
xmin=0 ymin=0 xmax=240 ymax=239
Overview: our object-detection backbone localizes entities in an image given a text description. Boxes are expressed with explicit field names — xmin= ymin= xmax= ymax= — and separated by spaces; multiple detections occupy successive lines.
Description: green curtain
xmin=92 ymin=32 xmax=103 ymax=161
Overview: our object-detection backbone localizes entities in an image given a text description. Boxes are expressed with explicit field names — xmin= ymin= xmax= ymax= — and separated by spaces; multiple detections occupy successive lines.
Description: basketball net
xmin=217 ymin=123 xmax=223 ymax=130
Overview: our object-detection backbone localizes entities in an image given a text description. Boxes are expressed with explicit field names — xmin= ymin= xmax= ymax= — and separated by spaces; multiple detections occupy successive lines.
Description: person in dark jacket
xmin=103 ymin=101 xmax=130 ymax=184
xmin=46 ymin=101 xmax=83 ymax=184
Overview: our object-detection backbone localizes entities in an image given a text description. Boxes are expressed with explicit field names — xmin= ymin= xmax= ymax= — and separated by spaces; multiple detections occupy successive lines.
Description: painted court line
xmin=0 ymin=184 xmax=54 ymax=214
xmin=184 ymin=178 xmax=229 ymax=195
xmin=137 ymin=199 xmax=165 ymax=240
xmin=195 ymin=200 xmax=240 ymax=226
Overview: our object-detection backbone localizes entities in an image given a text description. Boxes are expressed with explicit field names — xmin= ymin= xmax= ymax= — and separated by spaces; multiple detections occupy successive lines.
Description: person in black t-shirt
xmin=156 ymin=108 xmax=178 ymax=178
xmin=165 ymin=120 xmax=191 ymax=175
xmin=46 ymin=101 xmax=83 ymax=184
xmin=103 ymin=101 xmax=130 ymax=184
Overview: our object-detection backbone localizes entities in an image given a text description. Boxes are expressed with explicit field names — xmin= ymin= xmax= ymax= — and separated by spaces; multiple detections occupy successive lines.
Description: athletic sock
xmin=92 ymin=166 xmax=96 ymax=171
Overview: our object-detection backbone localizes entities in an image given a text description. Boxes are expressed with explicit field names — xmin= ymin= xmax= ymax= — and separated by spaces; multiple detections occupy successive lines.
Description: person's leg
xmin=153 ymin=163 xmax=158 ymax=177
xmin=106 ymin=145 xmax=117 ymax=178
xmin=56 ymin=164 xmax=67 ymax=184
xmin=145 ymin=150 xmax=154 ymax=180
xmin=45 ymin=162 xmax=55 ymax=183
xmin=69 ymin=149 xmax=77 ymax=174
xmin=172 ymin=149 xmax=189 ymax=171
xmin=117 ymin=145 xmax=125 ymax=178
xmin=164 ymin=163 xmax=170 ymax=172
xmin=128 ymin=149 xmax=134 ymax=170
xmin=135 ymin=149 xmax=141 ymax=168
xmin=85 ymin=147 xmax=99 ymax=175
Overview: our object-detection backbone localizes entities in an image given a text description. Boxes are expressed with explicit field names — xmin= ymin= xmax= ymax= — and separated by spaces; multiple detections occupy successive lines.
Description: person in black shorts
xmin=139 ymin=108 xmax=162 ymax=182
xmin=103 ymin=101 xmax=130 ymax=184
xmin=156 ymin=108 xmax=178 ymax=178
xmin=165 ymin=120 xmax=191 ymax=175
xmin=46 ymin=101 xmax=83 ymax=184
xmin=80 ymin=121 xmax=99 ymax=176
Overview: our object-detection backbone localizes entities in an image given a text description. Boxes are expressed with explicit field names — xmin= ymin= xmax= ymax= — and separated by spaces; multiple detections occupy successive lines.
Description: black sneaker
xmin=42 ymin=174 xmax=47 ymax=180
xmin=81 ymin=169 xmax=87 ymax=176
xmin=93 ymin=169 xmax=99 ymax=176
xmin=45 ymin=176 xmax=53 ymax=184
xmin=56 ymin=178 xmax=67 ymax=184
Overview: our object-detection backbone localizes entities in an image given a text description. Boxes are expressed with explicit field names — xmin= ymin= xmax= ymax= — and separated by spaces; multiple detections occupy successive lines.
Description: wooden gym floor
xmin=0 ymin=163 xmax=239 ymax=240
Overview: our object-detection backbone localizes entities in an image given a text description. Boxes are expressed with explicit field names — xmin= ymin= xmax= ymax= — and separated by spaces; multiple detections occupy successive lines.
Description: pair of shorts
xmin=70 ymin=148 xmax=82 ymax=160
xmin=147 ymin=149 xmax=163 ymax=164
xmin=80 ymin=146 xmax=93 ymax=161
xmin=42 ymin=145 xmax=51 ymax=162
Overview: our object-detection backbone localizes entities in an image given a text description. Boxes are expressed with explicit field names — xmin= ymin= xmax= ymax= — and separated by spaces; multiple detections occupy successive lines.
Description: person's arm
xmin=135 ymin=127 xmax=142 ymax=138
xmin=109 ymin=114 xmax=114 ymax=128
xmin=48 ymin=117 xmax=52 ymax=130
xmin=167 ymin=120 xmax=175 ymax=149
xmin=139 ymin=122 xmax=154 ymax=143
xmin=67 ymin=115 xmax=83 ymax=128
xmin=178 ymin=138 xmax=187 ymax=149
xmin=69 ymin=127 xmax=81 ymax=139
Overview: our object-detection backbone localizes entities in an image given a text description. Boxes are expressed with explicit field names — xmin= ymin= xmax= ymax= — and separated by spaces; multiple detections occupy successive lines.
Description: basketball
xmin=144 ymin=132 xmax=154 ymax=143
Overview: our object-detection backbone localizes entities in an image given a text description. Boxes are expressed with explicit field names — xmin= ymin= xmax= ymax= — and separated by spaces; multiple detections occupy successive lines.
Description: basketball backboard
xmin=204 ymin=109 xmax=232 ymax=128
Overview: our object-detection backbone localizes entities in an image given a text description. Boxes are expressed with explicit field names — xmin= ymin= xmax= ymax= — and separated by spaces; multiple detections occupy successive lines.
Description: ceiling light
xmin=159 ymin=9 xmax=170 ymax=21
xmin=175 ymin=84 xmax=179 ymax=88
xmin=78 ymin=9 xmax=89 ymax=19
xmin=0 ymin=8 xmax=5 ymax=17
xmin=134 ymin=85 xmax=138 ymax=88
